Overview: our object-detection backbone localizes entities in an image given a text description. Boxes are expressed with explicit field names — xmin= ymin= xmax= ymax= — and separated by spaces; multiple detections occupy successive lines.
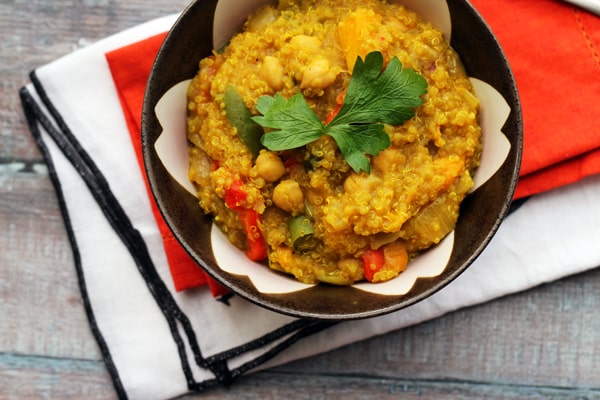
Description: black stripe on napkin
xmin=19 ymin=73 xmax=334 ymax=392
xmin=20 ymin=86 xmax=128 ymax=400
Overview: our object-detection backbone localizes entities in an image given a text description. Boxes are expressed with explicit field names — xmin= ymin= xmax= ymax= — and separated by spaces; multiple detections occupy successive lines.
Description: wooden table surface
xmin=2 ymin=1 xmax=600 ymax=399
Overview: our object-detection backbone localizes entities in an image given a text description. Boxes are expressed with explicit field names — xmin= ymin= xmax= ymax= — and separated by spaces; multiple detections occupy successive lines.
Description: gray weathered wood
xmin=0 ymin=167 xmax=91 ymax=358
xmin=0 ymin=353 xmax=115 ymax=400
xmin=193 ymin=371 xmax=600 ymax=399
xmin=2 ymin=0 xmax=600 ymax=398
xmin=280 ymin=270 xmax=600 ymax=388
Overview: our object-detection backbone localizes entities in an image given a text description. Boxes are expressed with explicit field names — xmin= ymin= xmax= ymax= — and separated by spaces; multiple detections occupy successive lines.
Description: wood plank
xmin=0 ymin=0 xmax=189 ymax=160
xmin=193 ymin=371 xmax=600 ymax=399
xmin=276 ymin=269 xmax=600 ymax=388
xmin=0 ymin=165 xmax=101 ymax=360
xmin=2 ymin=353 xmax=599 ymax=400
xmin=0 ymin=353 xmax=116 ymax=400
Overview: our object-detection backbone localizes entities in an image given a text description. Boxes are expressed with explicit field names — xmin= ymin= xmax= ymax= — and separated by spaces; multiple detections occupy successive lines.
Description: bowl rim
xmin=141 ymin=0 xmax=523 ymax=321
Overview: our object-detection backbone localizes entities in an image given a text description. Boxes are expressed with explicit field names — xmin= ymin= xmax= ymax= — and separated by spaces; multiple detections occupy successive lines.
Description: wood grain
xmin=193 ymin=371 xmax=600 ymax=399
xmin=0 ymin=167 xmax=99 ymax=359
xmin=2 ymin=0 xmax=600 ymax=399
xmin=281 ymin=270 xmax=600 ymax=388
xmin=0 ymin=353 xmax=115 ymax=400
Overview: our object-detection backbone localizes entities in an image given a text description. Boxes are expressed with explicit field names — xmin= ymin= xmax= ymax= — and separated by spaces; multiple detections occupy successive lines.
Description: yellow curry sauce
xmin=186 ymin=0 xmax=482 ymax=285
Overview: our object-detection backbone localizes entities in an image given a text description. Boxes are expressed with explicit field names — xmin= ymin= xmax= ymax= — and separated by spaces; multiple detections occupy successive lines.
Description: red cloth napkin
xmin=105 ymin=34 xmax=227 ymax=296
xmin=471 ymin=0 xmax=600 ymax=198
xmin=105 ymin=0 xmax=600 ymax=292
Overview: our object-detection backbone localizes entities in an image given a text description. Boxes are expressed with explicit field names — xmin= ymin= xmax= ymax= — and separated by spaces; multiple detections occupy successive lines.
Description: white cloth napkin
xmin=20 ymin=13 xmax=600 ymax=400
xmin=562 ymin=0 xmax=600 ymax=16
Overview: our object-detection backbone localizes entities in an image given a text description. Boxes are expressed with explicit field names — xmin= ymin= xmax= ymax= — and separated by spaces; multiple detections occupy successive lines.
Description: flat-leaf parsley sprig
xmin=252 ymin=51 xmax=428 ymax=173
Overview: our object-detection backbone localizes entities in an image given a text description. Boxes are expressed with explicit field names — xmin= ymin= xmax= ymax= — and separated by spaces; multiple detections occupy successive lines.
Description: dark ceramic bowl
xmin=142 ymin=0 xmax=522 ymax=320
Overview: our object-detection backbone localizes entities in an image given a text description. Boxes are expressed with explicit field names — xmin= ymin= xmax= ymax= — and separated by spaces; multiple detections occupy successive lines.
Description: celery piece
xmin=224 ymin=85 xmax=264 ymax=157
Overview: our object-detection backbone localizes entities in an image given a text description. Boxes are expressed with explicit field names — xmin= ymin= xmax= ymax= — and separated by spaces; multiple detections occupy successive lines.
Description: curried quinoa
xmin=186 ymin=0 xmax=482 ymax=285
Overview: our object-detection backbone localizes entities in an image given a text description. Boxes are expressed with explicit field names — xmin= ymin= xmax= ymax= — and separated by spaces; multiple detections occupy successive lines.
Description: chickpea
xmin=289 ymin=35 xmax=322 ymax=53
xmin=255 ymin=151 xmax=285 ymax=182
xmin=343 ymin=173 xmax=373 ymax=194
xmin=259 ymin=56 xmax=284 ymax=91
xmin=273 ymin=179 xmax=304 ymax=213
xmin=372 ymin=147 xmax=406 ymax=173
xmin=300 ymin=59 xmax=339 ymax=89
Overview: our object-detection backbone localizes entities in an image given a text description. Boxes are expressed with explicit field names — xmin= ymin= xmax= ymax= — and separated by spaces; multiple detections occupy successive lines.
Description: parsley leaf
xmin=326 ymin=123 xmax=390 ymax=173
xmin=253 ymin=93 xmax=323 ymax=150
xmin=330 ymin=51 xmax=427 ymax=126
xmin=253 ymin=51 xmax=428 ymax=173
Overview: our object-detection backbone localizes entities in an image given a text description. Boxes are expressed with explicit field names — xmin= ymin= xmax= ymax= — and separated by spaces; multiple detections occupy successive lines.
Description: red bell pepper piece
xmin=223 ymin=179 xmax=247 ymax=211
xmin=361 ymin=248 xmax=385 ymax=283
xmin=239 ymin=209 xmax=268 ymax=261
xmin=324 ymin=103 xmax=342 ymax=125
xmin=223 ymin=179 xmax=267 ymax=261
xmin=324 ymin=89 xmax=346 ymax=125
